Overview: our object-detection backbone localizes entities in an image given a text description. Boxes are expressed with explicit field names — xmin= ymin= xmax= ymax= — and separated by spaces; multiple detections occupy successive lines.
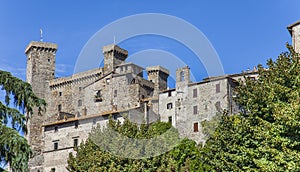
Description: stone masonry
xmin=26 ymin=21 xmax=299 ymax=171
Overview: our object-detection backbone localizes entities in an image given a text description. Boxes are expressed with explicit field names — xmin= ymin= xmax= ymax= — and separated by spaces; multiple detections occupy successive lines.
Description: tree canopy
xmin=203 ymin=45 xmax=300 ymax=171
xmin=0 ymin=70 xmax=45 ymax=171
xmin=67 ymin=118 xmax=211 ymax=171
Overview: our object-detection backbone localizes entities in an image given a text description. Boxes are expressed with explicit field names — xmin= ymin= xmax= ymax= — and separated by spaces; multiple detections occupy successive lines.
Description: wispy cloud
xmin=0 ymin=59 xmax=26 ymax=80
xmin=0 ymin=59 xmax=74 ymax=79
xmin=55 ymin=63 xmax=73 ymax=77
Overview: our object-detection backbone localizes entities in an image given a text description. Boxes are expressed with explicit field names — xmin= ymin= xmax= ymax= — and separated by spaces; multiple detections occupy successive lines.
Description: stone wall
xmin=288 ymin=21 xmax=300 ymax=53
xmin=25 ymin=41 xmax=57 ymax=171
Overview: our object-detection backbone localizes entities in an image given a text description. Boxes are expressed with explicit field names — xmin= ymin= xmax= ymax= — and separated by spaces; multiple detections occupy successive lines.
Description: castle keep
xmin=26 ymin=21 xmax=300 ymax=172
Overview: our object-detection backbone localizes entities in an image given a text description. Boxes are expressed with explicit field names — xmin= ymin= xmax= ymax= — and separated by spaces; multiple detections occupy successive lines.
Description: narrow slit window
xmin=194 ymin=122 xmax=199 ymax=132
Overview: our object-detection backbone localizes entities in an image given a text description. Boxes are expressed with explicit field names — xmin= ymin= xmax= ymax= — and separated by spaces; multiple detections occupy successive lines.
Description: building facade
xmin=26 ymin=21 xmax=299 ymax=171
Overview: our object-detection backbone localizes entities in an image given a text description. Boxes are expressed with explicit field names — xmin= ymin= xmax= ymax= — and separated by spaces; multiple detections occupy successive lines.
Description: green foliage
xmin=0 ymin=70 xmax=46 ymax=171
xmin=203 ymin=45 xmax=300 ymax=171
xmin=67 ymin=117 xmax=211 ymax=171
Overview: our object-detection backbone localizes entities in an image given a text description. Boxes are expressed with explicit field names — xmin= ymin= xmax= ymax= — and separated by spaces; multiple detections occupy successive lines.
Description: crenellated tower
xmin=25 ymin=41 xmax=57 ymax=172
xmin=102 ymin=44 xmax=128 ymax=72
xmin=146 ymin=66 xmax=169 ymax=97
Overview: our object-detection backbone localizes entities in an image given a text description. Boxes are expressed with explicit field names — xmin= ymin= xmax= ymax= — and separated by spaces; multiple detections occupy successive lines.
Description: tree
xmin=0 ymin=70 xmax=45 ymax=171
xmin=67 ymin=117 xmax=212 ymax=171
xmin=203 ymin=45 xmax=300 ymax=171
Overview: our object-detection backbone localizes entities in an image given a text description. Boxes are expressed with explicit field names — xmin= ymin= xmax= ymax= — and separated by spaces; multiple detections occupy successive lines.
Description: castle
xmin=25 ymin=21 xmax=300 ymax=172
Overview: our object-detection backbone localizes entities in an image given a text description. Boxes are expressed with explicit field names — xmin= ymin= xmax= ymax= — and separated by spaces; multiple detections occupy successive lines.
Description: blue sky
xmin=0 ymin=0 xmax=300 ymax=83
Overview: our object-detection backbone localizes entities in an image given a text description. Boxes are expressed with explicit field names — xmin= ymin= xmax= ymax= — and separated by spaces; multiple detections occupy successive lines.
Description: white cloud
xmin=0 ymin=59 xmax=26 ymax=80
xmin=55 ymin=63 xmax=73 ymax=77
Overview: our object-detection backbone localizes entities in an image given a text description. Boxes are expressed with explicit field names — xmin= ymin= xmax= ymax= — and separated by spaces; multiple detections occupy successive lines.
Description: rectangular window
xmin=75 ymin=121 xmax=79 ymax=129
xmin=78 ymin=100 xmax=82 ymax=107
xmin=167 ymin=103 xmax=173 ymax=110
xmin=58 ymin=105 xmax=61 ymax=111
xmin=114 ymin=90 xmax=117 ymax=97
xmin=74 ymin=139 xmax=78 ymax=147
xmin=193 ymin=88 xmax=197 ymax=98
xmin=54 ymin=126 xmax=58 ymax=132
xmin=59 ymin=92 xmax=62 ymax=96
xmin=194 ymin=122 xmax=199 ymax=132
xmin=216 ymin=83 xmax=220 ymax=93
xmin=168 ymin=91 xmax=172 ymax=97
xmin=193 ymin=106 xmax=198 ymax=114
xmin=54 ymin=142 xmax=58 ymax=150
xmin=168 ymin=116 xmax=172 ymax=124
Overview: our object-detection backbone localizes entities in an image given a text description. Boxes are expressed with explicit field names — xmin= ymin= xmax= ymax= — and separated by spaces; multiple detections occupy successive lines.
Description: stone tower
xmin=25 ymin=41 xmax=57 ymax=172
xmin=146 ymin=66 xmax=169 ymax=97
xmin=103 ymin=44 xmax=128 ymax=72
xmin=176 ymin=66 xmax=191 ymax=92
xmin=288 ymin=20 xmax=300 ymax=53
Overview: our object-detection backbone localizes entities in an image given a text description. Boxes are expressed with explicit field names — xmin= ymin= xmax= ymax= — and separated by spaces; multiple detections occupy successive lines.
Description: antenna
xmin=40 ymin=28 xmax=43 ymax=42
xmin=113 ymin=36 xmax=116 ymax=45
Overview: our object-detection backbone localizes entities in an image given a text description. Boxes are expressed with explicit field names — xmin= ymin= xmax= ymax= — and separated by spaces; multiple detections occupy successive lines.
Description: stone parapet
xmin=25 ymin=41 xmax=57 ymax=54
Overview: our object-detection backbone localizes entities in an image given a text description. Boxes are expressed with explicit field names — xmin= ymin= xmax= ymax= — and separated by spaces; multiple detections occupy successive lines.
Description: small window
xmin=74 ymin=139 xmax=78 ymax=147
xmin=168 ymin=116 xmax=172 ymax=123
xmin=54 ymin=142 xmax=58 ymax=150
xmin=194 ymin=122 xmax=199 ymax=132
xmin=193 ymin=106 xmax=198 ymax=114
xmin=204 ymin=104 xmax=208 ymax=110
xmin=114 ymin=90 xmax=117 ymax=97
xmin=54 ymin=126 xmax=58 ymax=132
xmin=78 ymin=100 xmax=82 ymax=107
xmin=48 ymin=58 xmax=51 ymax=62
xmin=193 ymin=88 xmax=197 ymax=98
xmin=167 ymin=103 xmax=173 ymax=109
xmin=50 ymin=168 xmax=56 ymax=172
xmin=216 ymin=83 xmax=220 ymax=93
xmin=106 ymin=78 xmax=110 ymax=84
xmin=79 ymin=87 xmax=82 ymax=91
xmin=96 ymin=90 xmax=101 ymax=97
xmin=59 ymin=92 xmax=62 ymax=96
xmin=168 ymin=91 xmax=172 ymax=97
xmin=75 ymin=121 xmax=79 ymax=128
xmin=180 ymin=71 xmax=184 ymax=81
xmin=58 ymin=104 xmax=62 ymax=112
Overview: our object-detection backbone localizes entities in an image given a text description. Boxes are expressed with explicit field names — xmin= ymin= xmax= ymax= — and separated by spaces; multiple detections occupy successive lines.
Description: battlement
xmin=146 ymin=66 xmax=170 ymax=75
xmin=25 ymin=41 xmax=57 ymax=54
xmin=50 ymin=68 xmax=104 ymax=89
xmin=102 ymin=44 xmax=128 ymax=56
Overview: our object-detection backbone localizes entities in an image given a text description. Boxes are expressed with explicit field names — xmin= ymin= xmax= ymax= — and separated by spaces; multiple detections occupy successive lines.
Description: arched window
xmin=180 ymin=71 xmax=184 ymax=81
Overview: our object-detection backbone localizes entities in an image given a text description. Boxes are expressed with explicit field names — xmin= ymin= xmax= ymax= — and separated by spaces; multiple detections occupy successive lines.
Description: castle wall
xmin=160 ymin=76 xmax=236 ymax=144
xmin=43 ymin=115 xmax=124 ymax=172
xmin=26 ymin=40 xmax=261 ymax=171
xmin=291 ymin=23 xmax=300 ymax=53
